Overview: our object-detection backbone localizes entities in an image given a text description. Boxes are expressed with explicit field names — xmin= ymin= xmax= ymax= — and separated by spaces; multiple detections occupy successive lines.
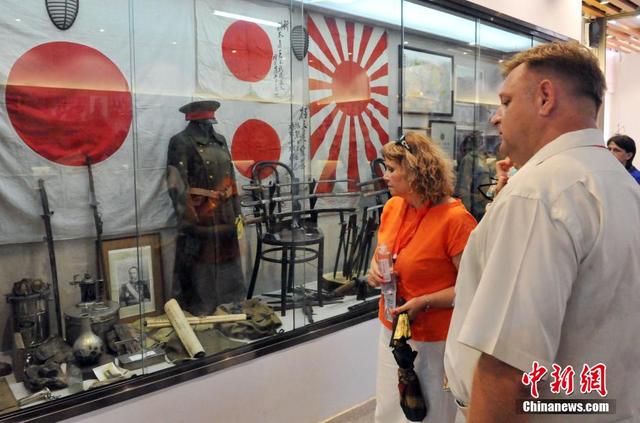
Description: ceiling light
xmin=610 ymin=20 xmax=617 ymax=24
xmin=213 ymin=10 xmax=280 ymax=27
xmin=15 ymin=18 xmax=21 ymax=22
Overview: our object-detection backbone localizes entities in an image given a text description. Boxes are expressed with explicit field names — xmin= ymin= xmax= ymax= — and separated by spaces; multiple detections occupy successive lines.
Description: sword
xmin=38 ymin=179 xmax=63 ymax=337
xmin=86 ymin=156 xmax=106 ymax=303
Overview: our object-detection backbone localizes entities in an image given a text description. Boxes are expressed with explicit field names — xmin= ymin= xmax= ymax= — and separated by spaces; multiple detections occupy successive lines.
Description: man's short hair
xmin=501 ymin=41 xmax=606 ymax=111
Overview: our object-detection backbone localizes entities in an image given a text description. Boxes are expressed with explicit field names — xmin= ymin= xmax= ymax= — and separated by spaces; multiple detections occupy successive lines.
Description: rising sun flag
xmin=307 ymin=13 xmax=390 ymax=192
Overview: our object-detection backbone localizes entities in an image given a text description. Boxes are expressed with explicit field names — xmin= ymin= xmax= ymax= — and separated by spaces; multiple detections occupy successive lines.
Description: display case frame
xmin=0 ymin=0 xmax=567 ymax=420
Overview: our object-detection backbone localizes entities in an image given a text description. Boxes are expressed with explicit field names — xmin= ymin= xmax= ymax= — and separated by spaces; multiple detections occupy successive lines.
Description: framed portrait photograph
xmin=102 ymin=233 xmax=164 ymax=322
xmin=399 ymin=46 xmax=454 ymax=116
xmin=430 ymin=120 xmax=456 ymax=160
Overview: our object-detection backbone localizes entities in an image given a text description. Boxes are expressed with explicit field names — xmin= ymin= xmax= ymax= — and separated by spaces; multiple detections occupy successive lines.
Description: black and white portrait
xmin=108 ymin=245 xmax=156 ymax=319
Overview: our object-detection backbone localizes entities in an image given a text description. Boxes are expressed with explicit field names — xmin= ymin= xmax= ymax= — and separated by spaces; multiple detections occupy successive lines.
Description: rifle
xmin=37 ymin=179 xmax=63 ymax=337
xmin=86 ymin=157 xmax=106 ymax=303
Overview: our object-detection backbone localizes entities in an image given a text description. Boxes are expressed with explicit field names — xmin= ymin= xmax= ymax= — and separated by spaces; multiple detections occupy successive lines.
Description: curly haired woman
xmin=368 ymin=131 xmax=477 ymax=422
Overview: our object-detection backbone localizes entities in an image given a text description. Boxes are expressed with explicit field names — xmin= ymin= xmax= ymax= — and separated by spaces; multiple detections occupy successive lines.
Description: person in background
xmin=367 ymin=131 xmax=477 ymax=422
xmin=455 ymin=132 xmax=493 ymax=221
xmin=607 ymin=134 xmax=640 ymax=184
xmin=445 ymin=41 xmax=640 ymax=422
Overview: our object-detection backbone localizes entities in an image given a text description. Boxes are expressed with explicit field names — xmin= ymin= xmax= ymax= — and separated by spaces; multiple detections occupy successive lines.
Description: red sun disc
xmin=231 ymin=119 xmax=281 ymax=179
xmin=222 ymin=21 xmax=273 ymax=83
xmin=5 ymin=41 xmax=132 ymax=166
xmin=331 ymin=60 xmax=370 ymax=116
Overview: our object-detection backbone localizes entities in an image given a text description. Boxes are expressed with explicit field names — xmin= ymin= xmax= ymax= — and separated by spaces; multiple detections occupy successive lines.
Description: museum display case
xmin=0 ymin=0 xmax=562 ymax=420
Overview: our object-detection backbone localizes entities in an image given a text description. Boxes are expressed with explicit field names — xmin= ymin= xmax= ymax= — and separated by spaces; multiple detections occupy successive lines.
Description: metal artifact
xmin=112 ymin=324 xmax=142 ymax=356
xmin=38 ymin=179 xmax=63 ymax=337
xmin=72 ymin=316 xmax=104 ymax=365
xmin=118 ymin=347 xmax=166 ymax=370
xmin=64 ymin=274 xmax=119 ymax=345
xmin=17 ymin=387 xmax=58 ymax=407
xmin=6 ymin=279 xmax=51 ymax=348
xmin=63 ymin=160 xmax=120 ymax=343
xmin=85 ymin=157 xmax=106 ymax=303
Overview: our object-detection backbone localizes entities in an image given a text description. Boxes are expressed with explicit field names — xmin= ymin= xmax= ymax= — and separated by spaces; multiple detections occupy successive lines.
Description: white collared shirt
xmin=445 ymin=129 xmax=640 ymax=421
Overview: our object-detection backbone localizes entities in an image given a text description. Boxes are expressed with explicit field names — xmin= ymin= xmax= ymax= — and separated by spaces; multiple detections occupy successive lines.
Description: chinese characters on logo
xmin=522 ymin=361 xmax=607 ymax=398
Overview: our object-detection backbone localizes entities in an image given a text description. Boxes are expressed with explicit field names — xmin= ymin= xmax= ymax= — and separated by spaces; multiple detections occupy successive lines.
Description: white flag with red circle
xmin=196 ymin=0 xmax=291 ymax=103
xmin=0 ymin=0 xmax=195 ymax=244
xmin=307 ymin=13 xmax=390 ymax=193
xmin=214 ymin=100 xmax=291 ymax=188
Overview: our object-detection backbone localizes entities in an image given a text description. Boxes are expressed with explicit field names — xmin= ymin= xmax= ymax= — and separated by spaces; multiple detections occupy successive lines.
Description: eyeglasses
xmin=395 ymin=135 xmax=412 ymax=153
xmin=477 ymin=179 xmax=497 ymax=201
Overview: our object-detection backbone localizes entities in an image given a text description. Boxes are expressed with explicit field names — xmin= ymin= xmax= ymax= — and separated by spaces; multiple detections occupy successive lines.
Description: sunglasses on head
xmin=395 ymin=135 xmax=412 ymax=153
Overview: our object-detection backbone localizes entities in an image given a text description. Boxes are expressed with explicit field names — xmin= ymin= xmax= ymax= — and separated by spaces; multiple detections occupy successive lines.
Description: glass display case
xmin=0 ymin=0 xmax=562 ymax=420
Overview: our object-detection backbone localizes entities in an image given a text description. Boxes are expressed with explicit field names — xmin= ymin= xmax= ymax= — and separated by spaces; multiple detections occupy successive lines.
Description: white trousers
xmin=374 ymin=326 xmax=457 ymax=423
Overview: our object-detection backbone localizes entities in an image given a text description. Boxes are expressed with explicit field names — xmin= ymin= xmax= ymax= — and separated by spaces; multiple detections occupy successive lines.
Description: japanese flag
xmin=0 ymin=0 xmax=196 ymax=244
xmin=214 ymin=100 xmax=292 ymax=190
xmin=196 ymin=0 xmax=291 ymax=102
xmin=307 ymin=13 xmax=390 ymax=193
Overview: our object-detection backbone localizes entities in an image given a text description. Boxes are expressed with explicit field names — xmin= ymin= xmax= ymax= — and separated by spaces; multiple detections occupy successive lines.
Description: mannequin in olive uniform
xmin=166 ymin=101 xmax=246 ymax=315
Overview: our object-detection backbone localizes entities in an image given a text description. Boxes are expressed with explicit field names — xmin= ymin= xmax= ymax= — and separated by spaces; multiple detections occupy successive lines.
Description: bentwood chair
xmin=245 ymin=161 xmax=325 ymax=316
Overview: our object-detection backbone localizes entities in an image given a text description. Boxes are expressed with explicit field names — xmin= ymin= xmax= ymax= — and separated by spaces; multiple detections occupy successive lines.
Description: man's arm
xmin=468 ymin=353 xmax=528 ymax=423
xmin=493 ymin=157 xmax=513 ymax=198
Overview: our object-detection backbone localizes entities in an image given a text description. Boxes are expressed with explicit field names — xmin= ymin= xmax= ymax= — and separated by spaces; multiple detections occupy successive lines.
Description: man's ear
xmin=537 ymin=79 xmax=555 ymax=117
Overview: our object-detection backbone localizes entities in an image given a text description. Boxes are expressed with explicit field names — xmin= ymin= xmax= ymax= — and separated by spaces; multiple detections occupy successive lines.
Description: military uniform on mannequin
xmin=166 ymin=100 xmax=246 ymax=316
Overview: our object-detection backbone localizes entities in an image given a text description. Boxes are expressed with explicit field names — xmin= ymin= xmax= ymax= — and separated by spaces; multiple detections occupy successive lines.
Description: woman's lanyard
xmin=391 ymin=202 xmax=430 ymax=263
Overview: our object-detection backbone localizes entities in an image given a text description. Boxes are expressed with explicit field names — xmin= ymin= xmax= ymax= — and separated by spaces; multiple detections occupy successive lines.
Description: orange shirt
xmin=377 ymin=197 xmax=477 ymax=342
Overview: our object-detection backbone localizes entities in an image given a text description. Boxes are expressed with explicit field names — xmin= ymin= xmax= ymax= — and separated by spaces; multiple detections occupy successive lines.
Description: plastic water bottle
xmin=377 ymin=243 xmax=396 ymax=321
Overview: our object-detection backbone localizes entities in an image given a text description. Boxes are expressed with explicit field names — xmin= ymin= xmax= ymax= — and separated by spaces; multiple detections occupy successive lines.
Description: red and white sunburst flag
xmin=307 ymin=13 xmax=390 ymax=193
xmin=196 ymin=0 xmax=291 ymax=102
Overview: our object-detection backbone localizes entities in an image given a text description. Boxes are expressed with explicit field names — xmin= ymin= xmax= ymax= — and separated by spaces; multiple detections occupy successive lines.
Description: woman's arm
xmin=392 ymin=252 xmax=462 ymax=320
xmin=366 ymin=255 xmax=384 ymax=288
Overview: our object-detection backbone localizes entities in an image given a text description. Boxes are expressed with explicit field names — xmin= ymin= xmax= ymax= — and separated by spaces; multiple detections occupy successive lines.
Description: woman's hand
xmin=392 ymin=296 xmax=428 ymax=321
xmin=367 ymin=258 xmax=384 ymax=288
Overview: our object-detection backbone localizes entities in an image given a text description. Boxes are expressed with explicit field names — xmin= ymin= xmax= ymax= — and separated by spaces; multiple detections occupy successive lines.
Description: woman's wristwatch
xmin=423 ymin=296 xmax=431 ymax=312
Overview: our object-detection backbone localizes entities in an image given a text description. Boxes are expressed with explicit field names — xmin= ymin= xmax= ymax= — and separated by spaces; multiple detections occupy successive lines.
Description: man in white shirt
xmin=445 ymin=41 xmax=640 ymax=422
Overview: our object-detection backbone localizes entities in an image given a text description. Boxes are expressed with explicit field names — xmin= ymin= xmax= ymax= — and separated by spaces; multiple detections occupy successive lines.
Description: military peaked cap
xmin=179 ymin=100 xmax=221 ymax=121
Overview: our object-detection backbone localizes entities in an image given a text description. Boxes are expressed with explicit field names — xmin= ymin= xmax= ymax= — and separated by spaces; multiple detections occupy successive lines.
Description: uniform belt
xmin=188 ymin=187 xmax=229 ymax=199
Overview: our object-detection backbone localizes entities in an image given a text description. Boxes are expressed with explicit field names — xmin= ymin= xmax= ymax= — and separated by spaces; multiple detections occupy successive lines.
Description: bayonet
xmin=85 ymin=157 xmax=106 ymax=303
xmin=37 ymin=179 xmax=63 ymax=337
